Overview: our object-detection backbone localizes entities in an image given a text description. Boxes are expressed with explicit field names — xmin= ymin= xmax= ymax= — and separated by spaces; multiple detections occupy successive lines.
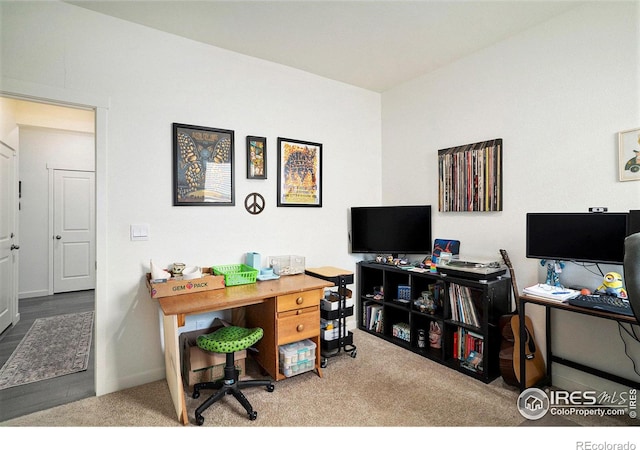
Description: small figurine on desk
xmin=596 ymin=272 xmax=628 ymax=298
xmin=541 ymin=259 xmax=564 ymax=287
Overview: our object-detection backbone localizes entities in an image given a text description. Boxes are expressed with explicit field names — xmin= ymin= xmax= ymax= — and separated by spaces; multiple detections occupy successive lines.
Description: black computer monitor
xmin=526 ymin=212 xmax=628 ymax=265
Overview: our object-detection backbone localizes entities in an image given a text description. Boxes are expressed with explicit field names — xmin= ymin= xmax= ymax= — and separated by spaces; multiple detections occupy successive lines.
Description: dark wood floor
xmin=0 ymin=290 xmax=95 ymax=422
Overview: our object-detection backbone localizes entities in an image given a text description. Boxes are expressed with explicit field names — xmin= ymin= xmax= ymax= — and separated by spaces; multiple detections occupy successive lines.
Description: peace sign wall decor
xmin=244 ymin=193 xmax=265 ymax=215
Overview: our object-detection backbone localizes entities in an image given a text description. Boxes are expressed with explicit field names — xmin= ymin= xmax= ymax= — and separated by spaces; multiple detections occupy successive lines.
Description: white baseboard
xmin=19 ymin=289 xmax=49 ymax=299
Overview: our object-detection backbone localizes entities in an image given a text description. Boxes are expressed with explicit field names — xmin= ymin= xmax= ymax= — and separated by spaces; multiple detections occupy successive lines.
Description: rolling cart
xmin=305 ymin=266 xmax=357 ymax=367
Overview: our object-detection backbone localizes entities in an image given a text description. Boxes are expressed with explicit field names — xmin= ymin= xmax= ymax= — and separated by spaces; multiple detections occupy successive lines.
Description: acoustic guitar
xmin=498 ymin=249 xmax=545 ymax=388
xmin=511 ymin=315 xmax=546 ymax=388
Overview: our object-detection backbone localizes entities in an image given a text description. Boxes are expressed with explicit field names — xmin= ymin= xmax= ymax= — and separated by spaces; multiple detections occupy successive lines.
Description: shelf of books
xmin=451 ymin=327 xmax=485 ymax=375
xmin=357 ymin=261 xmax=510 ymax=383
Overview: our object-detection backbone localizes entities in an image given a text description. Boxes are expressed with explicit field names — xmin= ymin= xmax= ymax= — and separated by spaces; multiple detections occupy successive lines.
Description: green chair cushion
xmin=197 ymin=326 xmax=264 ymax=354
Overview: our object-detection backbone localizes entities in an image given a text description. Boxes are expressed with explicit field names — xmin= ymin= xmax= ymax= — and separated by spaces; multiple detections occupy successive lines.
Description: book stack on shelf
xmin=453 ymin=327 xmax=484 ymax=373
xmin=461 ymin=350 xmax=483 ymax=373
xmin=363 ymin=302 xmax=384 ymax=333
xmin=448 ymin=283 xmax=481 ymax=327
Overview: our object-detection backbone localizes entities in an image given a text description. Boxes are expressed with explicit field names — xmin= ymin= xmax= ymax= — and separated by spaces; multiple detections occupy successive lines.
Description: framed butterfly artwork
xmin=172 ymin=123 xmax=235 ymax=206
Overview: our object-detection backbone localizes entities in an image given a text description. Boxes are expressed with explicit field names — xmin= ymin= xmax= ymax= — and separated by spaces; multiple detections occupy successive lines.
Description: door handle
xmin=55 ymin=235 xmax=62 ymax=240
xmin=10 ymin=244 xmax=20 ymax=250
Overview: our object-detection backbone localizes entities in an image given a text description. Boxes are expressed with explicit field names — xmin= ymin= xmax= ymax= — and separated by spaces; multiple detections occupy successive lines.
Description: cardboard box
xmin=186 ymin=359 xmax=246 ymax=388
xmin=180 ymin=319 xmax=247 ymax=388
xmin=146 ymin=267 xmax=225 ymax=298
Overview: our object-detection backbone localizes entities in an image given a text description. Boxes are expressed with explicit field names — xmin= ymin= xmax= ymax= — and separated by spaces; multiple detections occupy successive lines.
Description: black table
xmin=518 ymin=294 xmax=640 ymax=391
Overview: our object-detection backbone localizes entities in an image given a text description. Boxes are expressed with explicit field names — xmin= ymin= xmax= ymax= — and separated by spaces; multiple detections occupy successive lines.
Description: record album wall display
xmin=438 ymin=138 xmax=502 ymax=212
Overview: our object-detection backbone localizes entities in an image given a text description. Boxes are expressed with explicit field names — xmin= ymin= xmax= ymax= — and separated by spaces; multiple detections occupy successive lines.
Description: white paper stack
xmin=522 ymin=284 xmax=580 ymax=301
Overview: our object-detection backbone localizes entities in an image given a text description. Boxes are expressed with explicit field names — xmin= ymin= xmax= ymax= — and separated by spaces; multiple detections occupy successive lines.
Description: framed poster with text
xmin=277 ymin=137 xmax=322 ymax=207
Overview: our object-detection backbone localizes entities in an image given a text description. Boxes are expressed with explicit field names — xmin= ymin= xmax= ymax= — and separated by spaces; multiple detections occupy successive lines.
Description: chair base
xmin=192 ymin=353 xmax=274 ymax=426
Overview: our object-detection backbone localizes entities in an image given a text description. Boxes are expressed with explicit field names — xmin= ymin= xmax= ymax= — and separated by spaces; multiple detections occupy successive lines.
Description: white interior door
xmin=0 ymin=143 xmax=17 ymax=333
xmin=53 ymin=169 xmax=95 ymax=293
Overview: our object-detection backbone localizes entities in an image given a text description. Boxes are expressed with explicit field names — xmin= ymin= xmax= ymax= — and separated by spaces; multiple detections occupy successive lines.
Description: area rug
xmin=0 ymin=311 xmax=94 ymax=390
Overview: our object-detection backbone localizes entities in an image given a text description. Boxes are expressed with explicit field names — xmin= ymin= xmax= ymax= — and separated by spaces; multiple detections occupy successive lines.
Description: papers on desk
xmin=522 ymin=284 xmax=580 ymax=302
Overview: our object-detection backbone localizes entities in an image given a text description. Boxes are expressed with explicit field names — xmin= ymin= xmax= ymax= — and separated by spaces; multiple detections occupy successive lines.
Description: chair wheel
xmin=195 ymin=414 xmax=204 ymax=426
xmin=192 ymin=390 xmax=200 ymax=399
xmin=249 ymin=410 xmax=257 ymax=420
xmin=321 ymin=358 xmax=327 ymax=368
xmin=267 ymin=384 xmax=275 ymax=392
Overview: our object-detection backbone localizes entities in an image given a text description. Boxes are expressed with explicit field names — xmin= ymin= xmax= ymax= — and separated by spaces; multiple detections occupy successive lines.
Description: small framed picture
xmin=246 ymin=136 xmax=267 ymax=179
xmin=618 ymin=127 xmax=640 ymax=181
xmin=172 ymin=123 xmax=235 ymax=206
xmin=277 ymin=137 xmax=322 ymax=207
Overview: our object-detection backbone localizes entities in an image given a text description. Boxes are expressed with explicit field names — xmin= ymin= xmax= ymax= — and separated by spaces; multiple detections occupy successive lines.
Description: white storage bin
xmin=279 ymin=338 xmax=317 ymax=377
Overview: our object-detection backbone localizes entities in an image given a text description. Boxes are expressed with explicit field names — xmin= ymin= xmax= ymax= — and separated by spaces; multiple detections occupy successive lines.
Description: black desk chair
xmin=192 ymin=326 xmax=274 ymax=426
xmin=624 ymin=231 xmax=640 ymax=321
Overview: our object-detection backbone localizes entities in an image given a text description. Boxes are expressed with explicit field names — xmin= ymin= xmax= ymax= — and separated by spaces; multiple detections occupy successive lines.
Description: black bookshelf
xmin=357 ymin=261 xmax=510 ymax=383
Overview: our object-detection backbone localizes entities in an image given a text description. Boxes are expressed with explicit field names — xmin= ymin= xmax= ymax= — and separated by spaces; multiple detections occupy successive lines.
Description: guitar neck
xmin=500 ymin=249 xmax=520 ymax=311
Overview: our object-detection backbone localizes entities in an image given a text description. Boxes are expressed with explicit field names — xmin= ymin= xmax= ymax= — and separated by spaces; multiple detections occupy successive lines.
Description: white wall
xmin=0 ymin=98 xmax=18 ymax=149
xmin=0 ymin=2 xmax=382 ymax=395
xmin=382 ymin=2 xmax=640 ymax=392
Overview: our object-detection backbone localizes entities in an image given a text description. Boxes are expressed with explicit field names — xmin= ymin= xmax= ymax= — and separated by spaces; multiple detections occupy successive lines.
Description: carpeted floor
xmin=1 ymin=328 xmax=636 ymax=447
xmin=0 ymin=312 xmax=94 ymax=390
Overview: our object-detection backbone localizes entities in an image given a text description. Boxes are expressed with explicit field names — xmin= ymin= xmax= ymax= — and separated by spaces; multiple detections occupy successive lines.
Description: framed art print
xmin=246 ymin=135 xmax=267 ymax=179
xmin=618 ymin=127 xmax=640 ymax=181
xmin=173 ymin=123 xmax=235 ymax=206
xmin=277 ymin=137 xmax=322 ymax=207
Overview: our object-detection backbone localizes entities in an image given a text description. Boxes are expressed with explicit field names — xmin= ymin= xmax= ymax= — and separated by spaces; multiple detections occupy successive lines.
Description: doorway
xmin=0 ymin=95 xmax=99 ymax=415
xmin=6 ymin=101 xmax=96 ymax=299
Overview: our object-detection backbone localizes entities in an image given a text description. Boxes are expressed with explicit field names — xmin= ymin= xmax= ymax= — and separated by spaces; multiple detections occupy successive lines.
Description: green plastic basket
xmin=212 ymin=264 xmax=258 ymax=286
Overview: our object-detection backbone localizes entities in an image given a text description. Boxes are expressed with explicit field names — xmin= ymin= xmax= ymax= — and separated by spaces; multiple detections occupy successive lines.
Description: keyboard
xmin=568 ymin=294 xmax=635 ymax=317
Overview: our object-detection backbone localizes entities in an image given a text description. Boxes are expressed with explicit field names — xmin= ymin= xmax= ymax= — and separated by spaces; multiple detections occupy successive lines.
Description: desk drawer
xmin=277 ymin=306 xmax=319 ymax=344
xmin=277 ymin=289 xmax=322 ymax=312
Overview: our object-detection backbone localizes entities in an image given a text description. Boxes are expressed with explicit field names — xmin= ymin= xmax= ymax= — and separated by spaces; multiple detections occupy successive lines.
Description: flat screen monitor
xmin=350 ymin=205 xmax=432 ymax=255
xmin=526 ymin=212 xmax=629 ymax=265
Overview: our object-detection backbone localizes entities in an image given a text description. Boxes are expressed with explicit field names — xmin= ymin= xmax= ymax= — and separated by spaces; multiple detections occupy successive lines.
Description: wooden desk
xmin=155 ymin=274 xmax=333 ymax=425
xmin=518 ymin=294 xmax=640 ymax=392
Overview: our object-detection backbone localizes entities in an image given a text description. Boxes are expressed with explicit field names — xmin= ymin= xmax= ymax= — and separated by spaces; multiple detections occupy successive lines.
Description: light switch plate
xmin=130 ymin=223 xmax=150 ymax=241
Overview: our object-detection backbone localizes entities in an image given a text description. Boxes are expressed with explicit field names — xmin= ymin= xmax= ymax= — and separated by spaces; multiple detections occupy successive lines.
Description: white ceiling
xmin=68 ymin=1 xmax=586 ymax=92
